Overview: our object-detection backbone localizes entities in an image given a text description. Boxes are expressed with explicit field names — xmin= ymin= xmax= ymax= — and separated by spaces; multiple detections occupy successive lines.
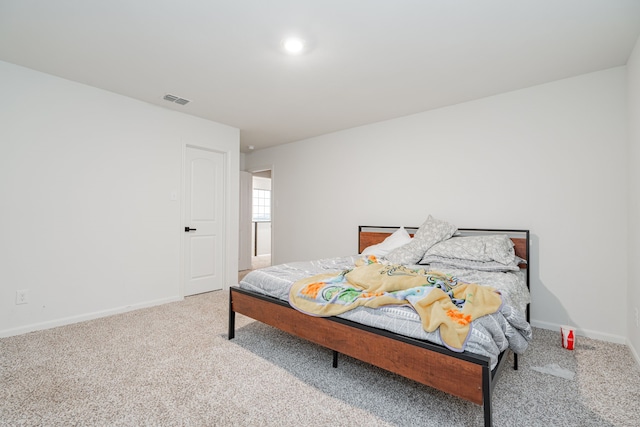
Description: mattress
xmin=239 ymin=255 xmax=532 ymax=369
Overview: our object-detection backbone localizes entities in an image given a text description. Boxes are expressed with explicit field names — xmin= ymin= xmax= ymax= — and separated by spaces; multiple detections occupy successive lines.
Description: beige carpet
xmin=1 ymin=290 xmax=639 ymax=426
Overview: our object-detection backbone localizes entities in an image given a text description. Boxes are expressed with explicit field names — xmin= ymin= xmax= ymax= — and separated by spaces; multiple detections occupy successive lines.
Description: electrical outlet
xmin=15 ymin=289 xmax=28 ymax=305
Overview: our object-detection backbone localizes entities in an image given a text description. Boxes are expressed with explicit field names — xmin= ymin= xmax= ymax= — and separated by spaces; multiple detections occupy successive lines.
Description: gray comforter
xmin=239 ymin=255 xmax=532 ymax=369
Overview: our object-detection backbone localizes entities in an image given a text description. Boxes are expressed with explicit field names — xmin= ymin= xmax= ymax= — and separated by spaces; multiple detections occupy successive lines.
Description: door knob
xmin=185 ymin=227 xmax=197 ymax=232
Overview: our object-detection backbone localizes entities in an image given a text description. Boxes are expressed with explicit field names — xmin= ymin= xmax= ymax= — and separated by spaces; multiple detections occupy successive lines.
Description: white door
xmin=184 ymin=147 xmax=225 ymax=296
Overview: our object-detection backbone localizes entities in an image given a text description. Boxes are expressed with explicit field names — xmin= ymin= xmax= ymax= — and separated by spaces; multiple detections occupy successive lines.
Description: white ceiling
xmin=1 ymin=1 xmax=640 ymax=152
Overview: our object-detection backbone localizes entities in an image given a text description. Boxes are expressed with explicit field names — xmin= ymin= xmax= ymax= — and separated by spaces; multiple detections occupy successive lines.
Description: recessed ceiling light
xmin=282 ymin=37 xmax=305 ymax=55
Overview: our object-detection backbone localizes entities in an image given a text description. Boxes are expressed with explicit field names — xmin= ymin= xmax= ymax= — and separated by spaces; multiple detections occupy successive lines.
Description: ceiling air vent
xmin=163 ymin=93 xmax=190 ymax=105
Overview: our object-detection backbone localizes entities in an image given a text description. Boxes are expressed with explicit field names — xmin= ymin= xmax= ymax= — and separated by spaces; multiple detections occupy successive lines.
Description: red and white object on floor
xmin=561 ymin=325 xmax=576 ymax=350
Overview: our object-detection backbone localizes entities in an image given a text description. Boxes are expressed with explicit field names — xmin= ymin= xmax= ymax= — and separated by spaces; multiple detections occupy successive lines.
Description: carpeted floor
xmin=1 ymin=290 xmax=639 ymax=426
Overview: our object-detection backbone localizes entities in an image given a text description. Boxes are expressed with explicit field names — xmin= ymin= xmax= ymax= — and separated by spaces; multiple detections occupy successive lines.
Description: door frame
xmin=179 ymin=144 xmax=231 ymax=297
xmin=246 ymin=164 xmax=275 ymax=265
xmin=238 ymin=171 xmax=253 ymax=271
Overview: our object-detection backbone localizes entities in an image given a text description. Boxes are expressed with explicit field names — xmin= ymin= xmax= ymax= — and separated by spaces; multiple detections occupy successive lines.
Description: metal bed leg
xmin=332 ymin=350 xmax=338 ymax=368
xmin=483 ymin=364 xmax=492 ymax=427
xmin=514 ymin=353 xmax=518 ymax=370
xmin=228 ymin=292 xmax=235 ymax=340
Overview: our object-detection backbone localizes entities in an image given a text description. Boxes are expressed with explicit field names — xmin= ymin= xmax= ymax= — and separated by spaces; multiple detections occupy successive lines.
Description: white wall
xmin=239 ymin=171 xmax=253 ymax=270
xmin=628 ymin=35 xmax=640 ymax=362
xmin=0 ymin=60 xmax=239 ymax=337
xmin=245 ymin=67 xmax=629 ymax=344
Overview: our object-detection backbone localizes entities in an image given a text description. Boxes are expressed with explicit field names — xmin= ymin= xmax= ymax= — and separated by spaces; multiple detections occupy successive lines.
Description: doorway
xmin=239 ymin=169 xmax=272 ymax=279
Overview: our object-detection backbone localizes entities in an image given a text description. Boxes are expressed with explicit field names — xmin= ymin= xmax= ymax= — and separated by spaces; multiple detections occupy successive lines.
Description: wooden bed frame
xmin=228 ymin=226 xmax=530 ymax=426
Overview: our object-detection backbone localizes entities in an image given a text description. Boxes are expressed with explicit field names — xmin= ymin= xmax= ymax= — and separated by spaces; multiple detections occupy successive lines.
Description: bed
xmin=228 ymin=220 xmax=531 ymax=426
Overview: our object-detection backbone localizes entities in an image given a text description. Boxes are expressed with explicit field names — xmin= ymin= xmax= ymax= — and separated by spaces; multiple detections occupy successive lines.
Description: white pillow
xmin=361 ymin=227 xmax=412 ymax=257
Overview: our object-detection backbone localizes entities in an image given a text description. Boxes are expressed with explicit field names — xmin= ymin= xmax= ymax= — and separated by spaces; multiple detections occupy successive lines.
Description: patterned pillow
xmin=384 ymin=215 xmax=457 ymax=265
xmin=422 ymin=234 xmax=515 ymax=265
xmin=421 ymin=255 xmax=521 ymax=272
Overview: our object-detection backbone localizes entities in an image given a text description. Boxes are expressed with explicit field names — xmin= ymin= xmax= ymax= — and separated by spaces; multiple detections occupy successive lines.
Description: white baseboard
xmin=530 ymin=319 xmax=627 ymax=345
xmin=628 ymin=339 xmax=640 ymax=367
xmin=0 ymin=296 xmax=183 ymax=338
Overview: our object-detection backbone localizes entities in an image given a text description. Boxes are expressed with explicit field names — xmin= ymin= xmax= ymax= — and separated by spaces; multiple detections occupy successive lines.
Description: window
xmin=252 ymin=189 xmax=271 ymax=221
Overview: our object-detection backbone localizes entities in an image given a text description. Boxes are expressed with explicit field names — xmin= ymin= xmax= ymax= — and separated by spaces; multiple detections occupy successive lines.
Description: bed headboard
xmin=358 ymin=225 xmax=530 ymax=267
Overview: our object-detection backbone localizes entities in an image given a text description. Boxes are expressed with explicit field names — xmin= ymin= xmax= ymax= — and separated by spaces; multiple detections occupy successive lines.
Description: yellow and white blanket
xmin=288 ymin=257 xmax=503 ymax=351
